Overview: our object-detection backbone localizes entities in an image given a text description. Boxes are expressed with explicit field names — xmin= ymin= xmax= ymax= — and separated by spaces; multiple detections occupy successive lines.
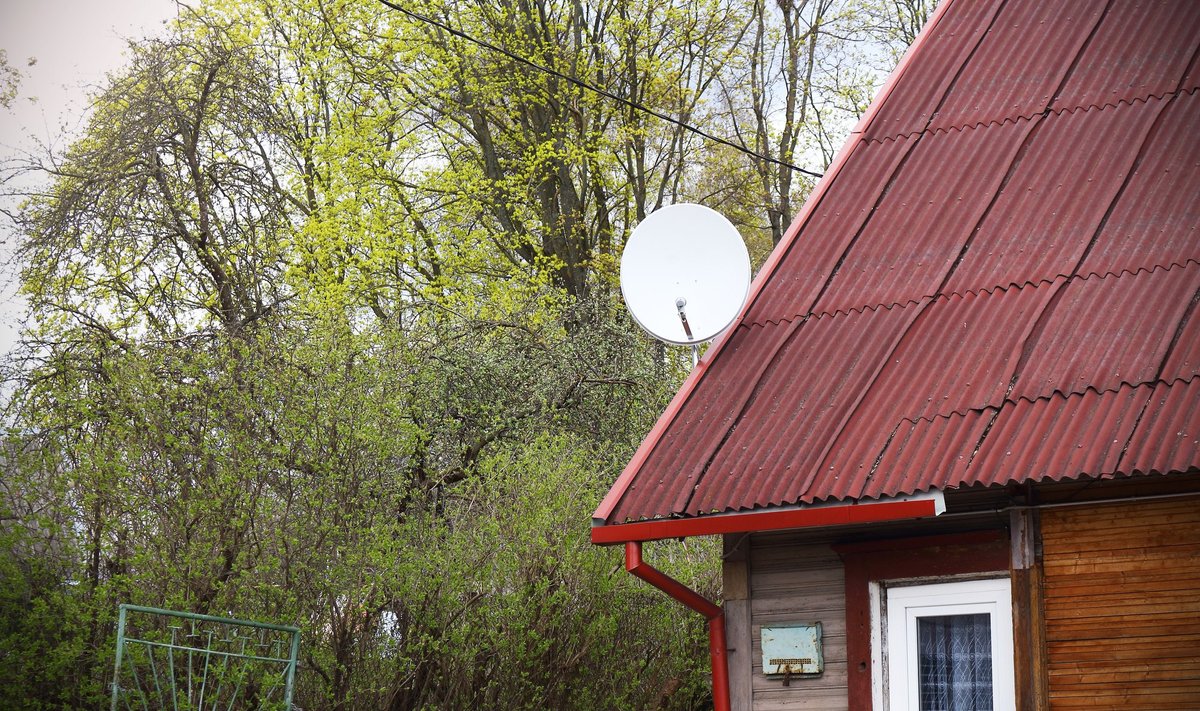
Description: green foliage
xmin=0 ymin=520 xmax=82 ymax=708
xmin=2 ymin=302 xmax=705 ymax=708
xmin=0 ymin=50 xmax=23 ymax=110
xmin=341 ymin=434 xmax=718 ymax=710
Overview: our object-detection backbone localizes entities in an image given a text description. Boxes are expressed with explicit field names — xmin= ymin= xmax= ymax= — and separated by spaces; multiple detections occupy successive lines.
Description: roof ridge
xmin=742 ymin=258 xmax=1200 ymax=329
xmin=862 ymin=85 xmax=1199 ymax=146
xmin=897 ymin=373 xmax=1200 ymax=431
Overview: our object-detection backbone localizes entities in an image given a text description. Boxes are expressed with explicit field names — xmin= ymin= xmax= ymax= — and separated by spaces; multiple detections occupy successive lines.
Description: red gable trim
xmin=848 ymin=0 xmax=959 ymax=138
xmin=591 ymin=496 xmax=942 ymax=545
xmin=592 ymin=0 xmax=960 ymax=527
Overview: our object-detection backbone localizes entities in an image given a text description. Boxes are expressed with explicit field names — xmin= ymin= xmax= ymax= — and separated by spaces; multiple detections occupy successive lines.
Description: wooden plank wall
xmin=1041 ymin=495 xmax=1200 ymax=709
xmin=745 ymin=533 xmax=848 ymax=711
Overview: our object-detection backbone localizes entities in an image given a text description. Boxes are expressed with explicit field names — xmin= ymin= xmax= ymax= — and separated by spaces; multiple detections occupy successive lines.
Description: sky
xmin=0 ymin=0 xmax=179 ymax=355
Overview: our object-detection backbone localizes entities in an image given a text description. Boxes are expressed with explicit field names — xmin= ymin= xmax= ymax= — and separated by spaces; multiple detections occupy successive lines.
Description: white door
xmin=884 ymin=578 xmax=1015 ymax=711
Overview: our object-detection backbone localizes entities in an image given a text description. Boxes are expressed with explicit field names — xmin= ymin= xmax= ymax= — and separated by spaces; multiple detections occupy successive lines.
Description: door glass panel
xmin=883 ymin=579 xmax=1014 ymax=711
xmin=917 ymin=613 xmax=992 ymax=711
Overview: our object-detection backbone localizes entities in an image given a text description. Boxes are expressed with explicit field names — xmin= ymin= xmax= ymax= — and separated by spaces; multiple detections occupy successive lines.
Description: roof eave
xmin=591 ymin=491 xmax=946 ymax=545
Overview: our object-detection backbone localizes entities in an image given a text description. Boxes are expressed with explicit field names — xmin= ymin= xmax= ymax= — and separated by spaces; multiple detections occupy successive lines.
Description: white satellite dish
xmin=620 ymin=203 xmax=751 ymax=348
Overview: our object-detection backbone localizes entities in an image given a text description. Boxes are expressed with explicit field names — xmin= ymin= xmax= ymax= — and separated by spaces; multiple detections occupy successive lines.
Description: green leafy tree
xmin=0 ymin=50 xmax=24 ymax=110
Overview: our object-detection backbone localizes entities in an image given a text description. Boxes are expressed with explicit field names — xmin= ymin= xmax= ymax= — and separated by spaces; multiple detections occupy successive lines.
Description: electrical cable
xmin=375 ymin=0 xmax=824 ymax=179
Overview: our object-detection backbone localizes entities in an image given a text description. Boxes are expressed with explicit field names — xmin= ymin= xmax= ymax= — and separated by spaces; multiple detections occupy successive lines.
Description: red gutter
xmin=625 ymin=541 xmax=730 ymax=711
xmin=593 ymin=496 xmax=940 ymax=545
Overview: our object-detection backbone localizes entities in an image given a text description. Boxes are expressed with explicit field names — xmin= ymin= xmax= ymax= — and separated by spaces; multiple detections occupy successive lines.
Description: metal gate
xmin=110 ymin=604 xmax=300 ymax=710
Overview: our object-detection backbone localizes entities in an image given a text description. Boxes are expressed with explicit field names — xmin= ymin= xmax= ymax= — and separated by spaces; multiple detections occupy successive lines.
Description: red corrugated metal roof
xmin=1049 ymin=0 xmax=1200 ymax=111
xmin=923 ymin=1 xmax=1106 ymax=133
xmin=595 ymin=0 xmax=1200 ymax=529
xmin=813 ymin=118 xmax=1035 ymax=315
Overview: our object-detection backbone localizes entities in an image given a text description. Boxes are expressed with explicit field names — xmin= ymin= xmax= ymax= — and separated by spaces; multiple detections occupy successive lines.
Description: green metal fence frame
xmin=111 ymin=604 xmax=301 ymax=711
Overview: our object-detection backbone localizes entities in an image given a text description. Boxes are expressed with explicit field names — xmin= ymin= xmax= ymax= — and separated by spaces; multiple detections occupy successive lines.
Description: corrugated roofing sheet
xmin=861 ymin=0 xmax=1006 ymax=140
xmin=598 ymin=0 xmax=1200 ymax=527
xmin=1049 ymin=0 xmax=1200 ymax=111
xmin=813 ymin=117 xmax=1035 ymax=315
xmin=941 ymin=99 xmax=1164 ymax=293
xmin=923 ymin=0 xmax=1105 ymax=133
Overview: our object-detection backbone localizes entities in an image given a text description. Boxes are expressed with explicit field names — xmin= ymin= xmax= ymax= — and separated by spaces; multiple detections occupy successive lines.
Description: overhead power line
xmin=375 ymin=0 xmax=824 ymax=179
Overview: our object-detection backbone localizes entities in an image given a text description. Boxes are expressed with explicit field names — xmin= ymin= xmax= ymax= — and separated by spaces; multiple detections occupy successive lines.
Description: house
xmin=591 ymin=1 xmax=1200 ymax=709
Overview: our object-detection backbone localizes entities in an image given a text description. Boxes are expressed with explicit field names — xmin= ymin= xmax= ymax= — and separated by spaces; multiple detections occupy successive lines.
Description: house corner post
xmin=1010 ymin=507 xmax=1049 ymax=711
xmin=722 ymin=534 xmax=753 ymax=710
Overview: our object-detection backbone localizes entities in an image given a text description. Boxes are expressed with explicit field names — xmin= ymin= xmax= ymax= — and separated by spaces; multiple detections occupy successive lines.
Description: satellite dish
xmin=620 ymin=203 xmax=751 ymax=347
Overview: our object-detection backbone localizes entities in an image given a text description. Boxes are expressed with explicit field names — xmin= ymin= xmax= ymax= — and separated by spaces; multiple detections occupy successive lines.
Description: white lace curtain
xmin=917 ymin=613 xmax=993 ymax=710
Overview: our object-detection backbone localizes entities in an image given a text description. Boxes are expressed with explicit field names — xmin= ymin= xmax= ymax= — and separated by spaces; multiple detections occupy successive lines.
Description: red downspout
xmin=625 ymin=541 xmax=730 ymax=711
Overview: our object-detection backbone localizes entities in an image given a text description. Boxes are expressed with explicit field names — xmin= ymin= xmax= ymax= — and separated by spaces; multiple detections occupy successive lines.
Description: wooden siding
xmin=746 ymin=533 xmax=848 ymax=711
xmin=1041 ymin=496 xmax=1200 ymax=709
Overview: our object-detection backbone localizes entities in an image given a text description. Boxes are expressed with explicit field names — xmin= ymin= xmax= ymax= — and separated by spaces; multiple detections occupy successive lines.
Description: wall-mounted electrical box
xmin=761 ymin=623 xmax=823 ymax=679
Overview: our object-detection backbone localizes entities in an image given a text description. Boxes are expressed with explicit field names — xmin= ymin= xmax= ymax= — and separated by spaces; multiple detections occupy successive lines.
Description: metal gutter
xmin=593 ymin=493 xmax=944 ymax=545
xmin=625 ymin=541 xmax=730 ymax=711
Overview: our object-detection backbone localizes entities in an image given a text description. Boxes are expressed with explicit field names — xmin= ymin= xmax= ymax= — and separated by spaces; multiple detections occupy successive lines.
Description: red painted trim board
xmin=836 ymin=528 xmax=1011 ymax=709
xmin=591 ymin=497 xmax=939 ymax=545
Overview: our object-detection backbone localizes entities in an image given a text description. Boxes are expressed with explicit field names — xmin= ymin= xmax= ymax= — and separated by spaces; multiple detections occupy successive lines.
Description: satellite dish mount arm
xmin=676 ymin=298 xmax=699 ymax=368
